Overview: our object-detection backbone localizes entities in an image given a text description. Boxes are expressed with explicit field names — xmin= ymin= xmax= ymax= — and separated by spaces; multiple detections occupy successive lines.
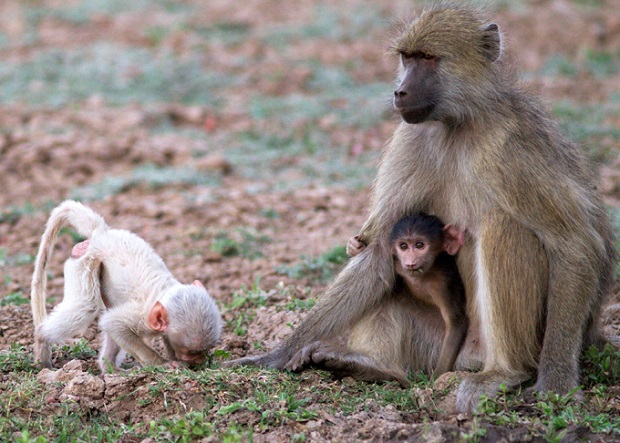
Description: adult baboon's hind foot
xmin=285 ymin=340 xmax=408 ymax=386
xmin=223 ymin=348 xmax=289 ymax=370
xmin=456 ymin=370 xmax=531 ymax=413
xmin=284 ymin=340 xmax=324 ymax=372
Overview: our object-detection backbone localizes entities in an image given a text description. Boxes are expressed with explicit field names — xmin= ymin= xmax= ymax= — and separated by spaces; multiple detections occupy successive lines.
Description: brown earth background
xmin=0 ymin=0 xmax=619 ymax=442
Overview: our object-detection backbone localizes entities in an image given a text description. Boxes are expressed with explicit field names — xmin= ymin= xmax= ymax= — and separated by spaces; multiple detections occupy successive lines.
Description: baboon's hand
xmin=346 ymin=235 xmax=367 ymax=257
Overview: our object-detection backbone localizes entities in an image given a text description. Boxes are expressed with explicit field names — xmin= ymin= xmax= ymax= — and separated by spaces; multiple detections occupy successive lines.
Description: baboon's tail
xmin=30 ymin=200 xmax=107 ymax=327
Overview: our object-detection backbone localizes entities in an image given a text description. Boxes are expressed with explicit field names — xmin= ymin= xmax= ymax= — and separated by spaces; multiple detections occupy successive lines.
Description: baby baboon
xmin=31 ymin=200 xmax=222 ymax=372
xmin=348 ymin=213 xmax=467 ymax=377
xmin=390 ymin=214 xmax=466 ymax=376
xmin=227 ymin=3 xmax=616 ymax=412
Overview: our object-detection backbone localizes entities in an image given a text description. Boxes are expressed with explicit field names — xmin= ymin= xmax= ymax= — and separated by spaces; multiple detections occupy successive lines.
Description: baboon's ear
xmin=148 ymin=301 xmax=169 ymax=332
xmin=481 ymin=23 xmax=501 ymax=62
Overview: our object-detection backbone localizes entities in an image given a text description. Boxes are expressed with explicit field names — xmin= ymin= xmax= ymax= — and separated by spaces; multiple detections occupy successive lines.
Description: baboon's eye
xmin=399 ymin=242 xmax=408 ymax=250
xmin=403 ymin=51 xmax=436 ymax=61
xmin=415 ymin=242 xmax=425 ymax=249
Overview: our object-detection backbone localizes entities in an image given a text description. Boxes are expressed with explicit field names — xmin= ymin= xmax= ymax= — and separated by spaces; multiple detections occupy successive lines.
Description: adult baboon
xmin=226 ymin=3 xmax=616 ymax=412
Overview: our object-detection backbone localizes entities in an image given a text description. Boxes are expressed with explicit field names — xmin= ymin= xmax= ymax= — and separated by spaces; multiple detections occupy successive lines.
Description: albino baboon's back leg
xmin=35 ymin=257 xmax=102 ymax=367
xmin=456 ymin=210 xmax=547 ymax=412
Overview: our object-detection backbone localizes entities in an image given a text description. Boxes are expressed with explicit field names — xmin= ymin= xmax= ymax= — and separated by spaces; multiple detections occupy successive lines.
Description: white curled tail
xmin=30 ymin=200 xmax=107 ymax=326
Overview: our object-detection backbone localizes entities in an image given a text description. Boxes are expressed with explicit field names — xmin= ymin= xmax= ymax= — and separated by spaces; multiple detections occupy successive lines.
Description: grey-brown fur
xmin=225 ymin=2 xmax=617 ymax=412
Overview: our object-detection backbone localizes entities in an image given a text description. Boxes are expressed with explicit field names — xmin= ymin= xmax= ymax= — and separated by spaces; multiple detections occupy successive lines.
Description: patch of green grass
xmin=0 ymin=344 xmax=35 ymax=373
xmin=0 ymin=33 xmax=9 ymax=49
xmin=0 ymin=291 xmax=29 ymax=306
xmin=191 ymin=21 xmax=252 ymax=46
xmin=150 ymin=413 xmax=254 ymax=442
xmin=0 ymin=43 xmax=232 ymax=107
xmin=248 ymin=79 xmax=389 ymax=129
xmin=211 ymin=234 xmax=242 ymax=257
xmin=6 ymin=412 xmax=132 ymax=443
xmin=540 ymin=55 xmax=578 ymax=78
xmin=225 ymin=87 xmax=382 ymax=189
xmin=0 ymin=202 xmax=39 ymax=224
xmin=25 ymin=0 xmax=161 ymax=26
xmin=534 ymin=391 xmax=593 ymax=441
xmin=569 ymin=0 xmax=605 ymax=8
xmin=475 ymin=381 xmax=620 ymax=440
xmin=283 ymin=295 xmax=316 ymax=312
xmin=216 ymin=388 xmax=319 ymax=426
xmin=540 ymin=48 xmax=619 ymax=80
xmin=581 ymin=344 xmax=620 ymax=387
xmin=226 ymin=128 xmax=327 ymax=177
xmin=584 ymin=49 xmax=620 ymax=78
xmin=70 ymin=164 xmax=222 ymax=201
xmin=223 ymin=282 xmax=270 ymax=337
xmin=490 ymin=0 xmax=527 ymax=12
xmin=57 ymin=338 xmax=98 ymax=361
xmin=0 ymin=248 xmax=36 ymax=267
xmin=210 ymin=228 xmax=271 ymax=259
xmin=276 ymin=245 xmax=348 ymax=284
xmin=260 ymin=3 xmax=389 ymax=46
xmin=260 ymin=208 xmax=280 ymax=219
xmin=552 ymin=99 xmax=620 ymax=162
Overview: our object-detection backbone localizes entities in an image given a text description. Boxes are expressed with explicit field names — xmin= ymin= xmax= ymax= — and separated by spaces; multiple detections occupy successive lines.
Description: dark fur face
xmin=389 ymin=213 xmax=445 ymax=245
xmin=390 ymin=5 xmax=502 ymax=125
xmin=393 ymin=52 xmax=441 ymax=124
xmin=390 ymin=214 xmax=445 ymax=274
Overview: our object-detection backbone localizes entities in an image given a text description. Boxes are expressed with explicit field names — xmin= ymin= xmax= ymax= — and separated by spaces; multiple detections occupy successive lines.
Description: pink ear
xmin=148 ymin=301 xmax=169 ymax=332
xmin=192 ymin=280 xmax=205 ymax=288
xmin=443 ymin=224 xmax=463 ymax=256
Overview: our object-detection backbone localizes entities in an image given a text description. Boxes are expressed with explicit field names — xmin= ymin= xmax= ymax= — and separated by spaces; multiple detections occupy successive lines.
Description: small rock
xmin=64 ymin=373 xmax=105 ymax=400
xmin=62 ymin=359 xmax=84 ymax=373
xmin=37 ymin=369 xmax=61 ymax=384
xmin=434 ymin=371 xmax=462 ymax=391
xmin=305 ymin=419 xmax=322 ymax=430
xmin=413 ymin=387 xmax=433 ymax=405
xmin=59 ymin=393 xmax=80 ymax=402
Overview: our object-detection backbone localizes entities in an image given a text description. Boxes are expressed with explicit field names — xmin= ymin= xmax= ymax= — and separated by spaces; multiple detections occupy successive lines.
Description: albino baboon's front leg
xmin=100 ymin=309 xmax=166 ymax=368
xmin=99 ymin=333 xmax=122 ymax=372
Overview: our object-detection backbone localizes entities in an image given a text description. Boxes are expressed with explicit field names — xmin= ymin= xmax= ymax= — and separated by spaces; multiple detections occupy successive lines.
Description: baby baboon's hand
xmin=346 ymin=235 xmax=366 ymax=257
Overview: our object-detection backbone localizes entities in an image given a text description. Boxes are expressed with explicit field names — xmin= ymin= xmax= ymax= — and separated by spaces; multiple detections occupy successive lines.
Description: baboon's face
xmin=393 ymin=51 xmax=440 ymax=124
xmin=393 ymin=234 xmax=441 ymax=275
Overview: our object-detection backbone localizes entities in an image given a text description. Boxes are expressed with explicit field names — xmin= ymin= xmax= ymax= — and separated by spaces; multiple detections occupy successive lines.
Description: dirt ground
xmin=0 ymin=0 xmax=619 ymax=441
